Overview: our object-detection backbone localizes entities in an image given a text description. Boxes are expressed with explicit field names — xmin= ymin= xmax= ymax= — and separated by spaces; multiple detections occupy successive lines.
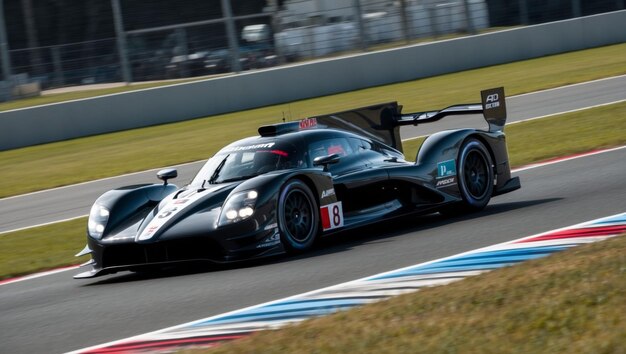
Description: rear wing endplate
xmin=480 ymin=87 xmax=507 ymax=132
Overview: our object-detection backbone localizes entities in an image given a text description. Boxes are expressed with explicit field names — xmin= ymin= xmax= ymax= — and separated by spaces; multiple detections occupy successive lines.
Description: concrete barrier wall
xmin=2 ymin=10 xmax=625 ymax=151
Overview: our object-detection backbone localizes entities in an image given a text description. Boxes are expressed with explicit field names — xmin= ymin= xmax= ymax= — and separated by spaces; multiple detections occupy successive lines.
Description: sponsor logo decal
xmin=436 ymin=177 xmax=456 ymax=187
xmin=481 ymin=87 xmax=506 ymax=124
xmin=299 ymin=117 xmax=317 ymax=130
xmin=138 ymin=206 xmax=181 ymax=241
xmin=485 ymin=93 xmax=500 ymax=109
xmin=256 ymin=232 xmax=280 ymax=248
xmin=320 ymin=201 xmax=344 ymax=231
xmin=321 ymin=188 xmax=335 ymax=198
xmin=437 ymin=159 xmax=456 ymax=178
xmin=137 ymin=191 xmax=208 ymax=241
xmin=222 ymin=142 xmax=275 ymax=153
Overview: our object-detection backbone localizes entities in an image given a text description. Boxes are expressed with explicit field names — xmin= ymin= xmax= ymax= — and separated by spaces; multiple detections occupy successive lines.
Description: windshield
xmin=191 ymin=139 xmax=306 ymax=185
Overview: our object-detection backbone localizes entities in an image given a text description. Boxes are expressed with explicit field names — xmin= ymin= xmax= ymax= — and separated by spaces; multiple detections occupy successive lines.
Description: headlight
xmin=88 ymin=204 xmax=110 ymax=238
xmin=218 ymin=190 xmax=258 ymax=226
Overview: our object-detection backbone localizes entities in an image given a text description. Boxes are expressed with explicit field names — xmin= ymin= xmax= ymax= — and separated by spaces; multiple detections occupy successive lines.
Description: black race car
xmin=74 ymin=87 xmax=520 ymax=278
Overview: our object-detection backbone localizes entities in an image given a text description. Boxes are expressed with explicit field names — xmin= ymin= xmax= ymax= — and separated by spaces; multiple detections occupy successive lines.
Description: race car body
xmin=75 ymin=87 xmax=520 ymax=278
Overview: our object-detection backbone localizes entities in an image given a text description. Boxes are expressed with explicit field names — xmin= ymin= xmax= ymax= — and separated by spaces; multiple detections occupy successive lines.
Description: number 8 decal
xmin=321 ymin=202 xmax=344 ymax=231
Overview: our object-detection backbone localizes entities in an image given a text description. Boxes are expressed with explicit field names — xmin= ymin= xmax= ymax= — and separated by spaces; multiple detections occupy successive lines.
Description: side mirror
xmin=313 ymin=154 xmax=341 ymax=172
xmin=157 ymin=168 xmax=178 ymax=185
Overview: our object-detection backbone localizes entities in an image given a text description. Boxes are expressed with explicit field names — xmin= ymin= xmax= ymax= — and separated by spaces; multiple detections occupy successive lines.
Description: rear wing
xmin=259 ymin=87 xmax=507 ymax=152
xmin=396 ymin=87 xmax=507 ymax=132
xmin=310 ymin=102 xmax=404 ymax=151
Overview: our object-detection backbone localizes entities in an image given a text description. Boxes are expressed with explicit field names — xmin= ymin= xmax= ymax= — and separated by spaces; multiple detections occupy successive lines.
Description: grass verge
xmin=0 ymin=43 xmax=625 ymax=198
xmin=198 ymin=234 xmax=626 ymax=354
xmin=402 ymin=101 xmax=626 ymax=164
xmin=0 ymin=218 xmax=86 ymax=280
xmin=1 ymin=102 xmax=625 ymax=280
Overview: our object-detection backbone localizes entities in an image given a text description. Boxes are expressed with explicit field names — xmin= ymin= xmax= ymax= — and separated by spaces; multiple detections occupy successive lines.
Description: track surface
xmin=1 ymin=147 xmax=625 ymax=353
xmin=1 ymin=75 xmax=625 ymax=233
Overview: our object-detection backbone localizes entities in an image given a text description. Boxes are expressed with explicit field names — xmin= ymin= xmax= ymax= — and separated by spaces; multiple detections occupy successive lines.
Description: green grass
xmin=505 ymin=104 xmax=626 ymax=167
xmin=0 ymin=218 xmax=87 ymax=279
xmin=0 ymin=102 xmax=624 ymax=280
xmin=402 ymin=101 xmax=626 ymax=164
xmin=0 ymin=43 xmax=625 ymax=198
xmin=198 ymin=234 xmax=626 ymax=354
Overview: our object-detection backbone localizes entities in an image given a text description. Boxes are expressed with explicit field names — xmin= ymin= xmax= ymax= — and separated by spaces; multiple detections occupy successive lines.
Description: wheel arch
xmin=457 ymin=137 xmax=494 ymax=204
xmin=417 ymin=129 xmax=509 ymax=192
xmin=276 ymin=177 xmax=322 ymax=252
xmin=416 ymin=129 xmax=476 ymax=166
xmin=282 ymin=170 xmax=336 ymax=206
xmin=92 ymin=183 xmax=178 ymax=238
xmin=288 ymin=174 xmax=320 ymax=205
xmin=465 ymin=134 xmax=498 ymax=176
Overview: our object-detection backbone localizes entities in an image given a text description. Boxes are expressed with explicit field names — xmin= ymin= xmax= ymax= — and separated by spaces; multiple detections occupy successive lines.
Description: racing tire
xmin=278 ymin=179 xmax=320 ymax=252
xmin=457 ymin=138 xmax=494 ymax=211
xmin=442 ymin=138 xmax=494 ymax=215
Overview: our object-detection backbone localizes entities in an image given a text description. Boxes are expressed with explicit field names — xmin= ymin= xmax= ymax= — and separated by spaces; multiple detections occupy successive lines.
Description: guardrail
xmin=1 ymin=10 xmax=625 ymax=151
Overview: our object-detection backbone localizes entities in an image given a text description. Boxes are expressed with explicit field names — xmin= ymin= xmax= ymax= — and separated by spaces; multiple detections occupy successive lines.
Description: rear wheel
xmin=441 ymin=138 xmax=493 ymax=215
xmin=278 ymin=180 xmax=319 ymax=252
xmin=457 ymin=138 xmax=494 ymax=211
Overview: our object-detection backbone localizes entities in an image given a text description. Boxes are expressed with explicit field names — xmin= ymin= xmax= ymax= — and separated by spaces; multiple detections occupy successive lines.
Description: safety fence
xmin=0 ymin=0 xmax=623 ymax=94
xmin=1 ymin=10 xmax=625 ymax=150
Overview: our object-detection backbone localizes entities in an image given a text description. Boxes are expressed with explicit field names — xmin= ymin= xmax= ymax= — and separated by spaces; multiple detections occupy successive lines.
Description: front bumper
xmin=74 ymin=223 xmax=281 ymax=279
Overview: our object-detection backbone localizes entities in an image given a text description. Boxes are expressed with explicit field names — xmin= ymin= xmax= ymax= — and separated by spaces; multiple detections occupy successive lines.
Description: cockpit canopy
xmin=191 ymin=138 xmax=305 ymax=186
xmin=190 ymin=128 xmax=404 ymax=186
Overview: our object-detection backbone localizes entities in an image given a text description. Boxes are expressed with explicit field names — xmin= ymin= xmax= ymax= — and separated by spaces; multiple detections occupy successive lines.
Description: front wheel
xmin=456 ymin=138 xmax=494 ymax=211
xmin=278 ymin=180 xmax=319 ymax=252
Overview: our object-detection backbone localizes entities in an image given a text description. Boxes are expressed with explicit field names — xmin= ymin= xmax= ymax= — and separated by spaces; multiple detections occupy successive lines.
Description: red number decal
xmin=321 ymin=202 xmax=343 ymax=231
xmin=332 ymin=205 xmax=340 ymax=226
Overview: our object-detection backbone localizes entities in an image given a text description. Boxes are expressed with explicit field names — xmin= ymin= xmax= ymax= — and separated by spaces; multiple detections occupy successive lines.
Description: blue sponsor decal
xmin=437 ymin=159 xmax=456 ymax=178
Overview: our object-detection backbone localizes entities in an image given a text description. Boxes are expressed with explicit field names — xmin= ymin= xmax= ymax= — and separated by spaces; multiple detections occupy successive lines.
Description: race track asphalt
xmin=1 ymin=74 xmax=625 ymax=233
xmin=1 ymin=146 xmax=625 ymax=354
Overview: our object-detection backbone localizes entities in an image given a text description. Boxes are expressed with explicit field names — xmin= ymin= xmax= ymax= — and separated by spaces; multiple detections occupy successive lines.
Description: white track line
xmin=512 ymin=145 xmax=626 ymax=173
xmin=0 ymin=215 xmax=87 ymax=235
xmin=0 ymin=159 xmax=203 ymax=201
xmin=0 ymin=265 xmax=81 ymax=286
xmin=506 ymin=98 xmax=626 ymax=125
xmin=511 ymin=74 xmax=626 ymax=98
xmin=1 ymin=144 xmax=624 ymax=286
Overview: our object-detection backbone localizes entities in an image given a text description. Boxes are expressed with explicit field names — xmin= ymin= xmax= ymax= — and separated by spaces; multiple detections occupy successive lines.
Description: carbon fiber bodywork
xmin=75 ymin=88 xmax=520 ymax=278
